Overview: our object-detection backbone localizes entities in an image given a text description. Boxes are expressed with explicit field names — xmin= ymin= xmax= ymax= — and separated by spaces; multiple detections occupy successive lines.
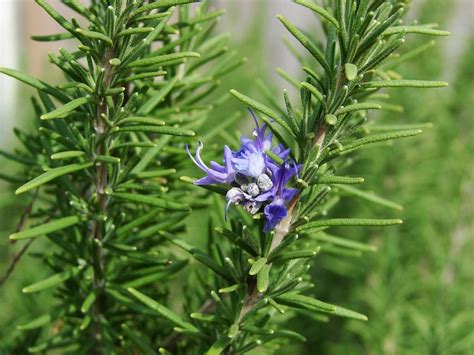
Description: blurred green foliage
xmin=284 ymin=0 xmax=474 ymax=353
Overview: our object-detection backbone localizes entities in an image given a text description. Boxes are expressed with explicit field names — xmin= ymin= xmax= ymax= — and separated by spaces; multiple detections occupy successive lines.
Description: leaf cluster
xmin=0 ymin=0 xmax=241 ymax=352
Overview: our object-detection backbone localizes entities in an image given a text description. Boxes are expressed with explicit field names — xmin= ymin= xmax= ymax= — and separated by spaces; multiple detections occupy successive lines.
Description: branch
xmin=0 ymin=189 xmax=39 ymax=287
xmin=0 ymin=239 xmax=35 ymax=287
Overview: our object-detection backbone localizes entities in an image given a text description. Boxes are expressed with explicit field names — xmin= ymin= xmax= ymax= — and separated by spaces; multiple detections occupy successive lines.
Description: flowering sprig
xmin=172 ymin=1 xmax=448 ymax=353
xmin=187 ymin=110 xmax=299 ymax=231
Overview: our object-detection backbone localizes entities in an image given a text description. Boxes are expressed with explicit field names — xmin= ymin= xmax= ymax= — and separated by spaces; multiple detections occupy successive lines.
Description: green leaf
xmin=276 ymin=293 xmax=368 ymax=321
xmin=81 ymin=291 xmax=96 ymax=313
xmin=266 ymin=296 xmax=286 ymax=314
xmin=271 ymin=329 xmax=307 ymax=342
xmin=9 ymin=216 xmax=80 ymax=240
xmin=228 ymin=323 xmax=239 ymax=339
xmin=15 ymin=162 xmax=93 ymax=195
xmin=301 ymin=82 xmax=326 ymax=107
xmin=283 ymin=89 xmax=300 ymax=136
xmin=135 ymin=169 xmax=176 ymax=179
xmin=0 ymin=149 xmax=37 ymax=165
xmin=294 ymin=0 xmax=339 ymax=29
xmin=127 ymin=52 xmax=200 ymax=68
xmin=190 ymin=312 xmax=216 ymax=322
xmin=265 ymin=150 xmax=284 ymax=165
xmin=138 ymin=76 xmax=180 ymax=115
xmin=117 ymin=27 xmax=154 ymax=38
xmin=23 ymin=267 xmax=81 ymax=293
xmin=112 ymin=192 xmax=190 ymax=211
xmin=178 ymin=9 xmax=225 ymax=27
xmin=297 ymin=218 xmax=402 ymax=232
xmin=230 ymin=90 xmax=295 ymax=138
xmin=249 ymin=257 xmax=268 ymax=276
xmin=161 ymin=231 xmax=232 ymax=281
xmin=160 ymin=232 xmax=202 ymax=255
xmin=316 ymin=175 xmax=365 ymax=185
xmin=277 ymin=14 xmax=330 ymax=72
xmin=118 ymin=125 xmax=195 ymax=136
xmin=331 ymin=305 xmax=368 ymax=321
xmin=277 ymin=67 xmax=300 ymax=89
xmin=270 ymin=249 xmax=319 ymax=263
xmin=325 ymin=114 xmax=337 ymax=126
xmin=31 ymin=33 xmax=74 ymax=41
xmin=121 ymin=70 xmax=167 ymax=83
xmin=330 ymin=129 xmax=422 ymax=156
xmin=109 ymin=58 xmax=121 ymax=66
xmin=117 ymin=116 xmax=165 ymax=126
xmin=344 ymin=63 xmax=358 ymax=81
xmin=214 ymin=226 xmax=259 ymax=256
xmin=50 ymin=150 xmax=85 ymax=160
xmin=132 ymin=0 xmax=200 ymax=15
xmin=313 ymin=232 xmax=376 ymax=252
xmin=35 ymin=0 xmax=76 ymax=34
xmin=257 ymin=264 xmax=271 ymax=293
xmin=40 ymin=97 xmax=89 ymax=120
xmin=63 ymin=0 xmax=96 ymax=21
xmin=320 ymin=245 xmax=362 ymax=257
xmin=384 ymin=40 xmax=436 ymax=69
xmin=193 ymin=254 xmax=233 ymax=282
xmin=383 ymin=26 xmax=450 ymax=36
xmin=337 ymin=185 xmax=403 ymax=210
xmin=218 ymin=284 xmax=240 ymax=293
xmin=128 ymin=288 xmax=198 ymax=332
xmin=367 ymin=123 xmax=433 ymax=131
xmin=277 ymin=293 xmax=335 ymax=312
xmin=335 ymin=102 xmax=382 ymax=115
xmin=206 ymin=336 xmax=232 ymax=355
xmin=122 ymin=260 xmax=188 ymax=288
xmin=17 ymin=314 xmax=51 ymax=330
xmin=362 ymin=80 xmax=448 ymax=88
xmin=116 ymin=208 xmax=162 ymax=237
xmin=76 ymin=28 xmax=113 ymax=46
xmin=0 ymin=67 xmax=68 ymax=102
xmin=96 ymin=155 xmax=120 ymax=164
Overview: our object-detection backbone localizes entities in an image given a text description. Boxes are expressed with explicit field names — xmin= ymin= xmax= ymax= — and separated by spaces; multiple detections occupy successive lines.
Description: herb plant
xmin=0 ymin=0 xmax=449 ymax=354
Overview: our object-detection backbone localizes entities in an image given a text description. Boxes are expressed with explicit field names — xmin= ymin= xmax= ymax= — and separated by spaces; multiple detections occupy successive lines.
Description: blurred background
xmin=0 ymin=0 xmax=473 ymax=353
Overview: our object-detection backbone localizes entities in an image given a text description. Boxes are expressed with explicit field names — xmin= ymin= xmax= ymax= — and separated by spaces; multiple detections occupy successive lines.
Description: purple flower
xmin=186 ymin=142 xmax=235 ymax=185
xmin=187 ymin=110 xmax=300 ymax=231
xmin=263 ymin=161 xmax=300 ymax=232
xmin=232 ymin=110 xmax=290 ymax=177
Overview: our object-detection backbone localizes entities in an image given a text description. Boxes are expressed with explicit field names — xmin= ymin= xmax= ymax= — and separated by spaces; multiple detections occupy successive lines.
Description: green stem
xmin=91 ymin=47 xmax=114 ymax=351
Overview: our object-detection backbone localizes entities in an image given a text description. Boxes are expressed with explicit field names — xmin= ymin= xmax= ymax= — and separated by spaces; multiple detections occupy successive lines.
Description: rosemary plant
xmin=1 ymin=0 xmax=450 ymax=354
xmin=0 ymin=0 xmax=239 ymax=352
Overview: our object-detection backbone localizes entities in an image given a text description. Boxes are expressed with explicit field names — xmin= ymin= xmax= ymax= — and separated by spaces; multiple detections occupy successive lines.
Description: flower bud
xmin=226 ymin=187 xmax=244 ymax=204
xmin=242 ymin=183 xmax=260 ymax=197
xmin=257 ymin=174 xmax=273 ymax=192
